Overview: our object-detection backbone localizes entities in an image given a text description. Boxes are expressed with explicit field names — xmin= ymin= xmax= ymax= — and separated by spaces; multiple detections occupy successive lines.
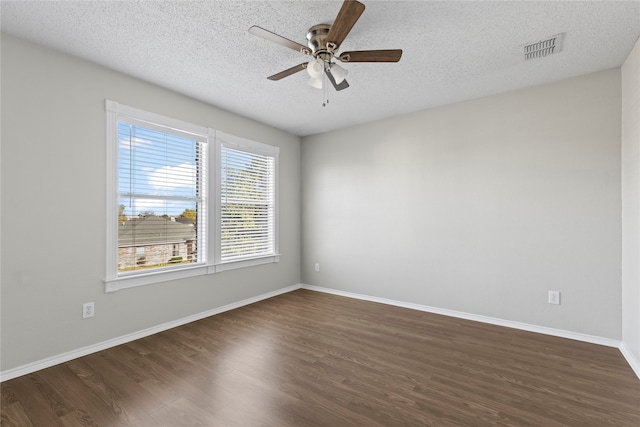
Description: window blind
xmin=117 ymin=121 xmax=206 ymax=273
xmin=220 ymin=145 xmax=275 ymax=262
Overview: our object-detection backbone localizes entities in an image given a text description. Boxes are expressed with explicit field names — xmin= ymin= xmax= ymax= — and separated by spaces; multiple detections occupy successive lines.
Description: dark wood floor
xmin=2 ymin=289 xmax=639 ymax=426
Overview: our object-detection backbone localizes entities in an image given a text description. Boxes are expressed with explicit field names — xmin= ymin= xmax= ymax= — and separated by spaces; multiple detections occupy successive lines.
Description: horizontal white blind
xmin=118 ymin=121 xmax=206 ymax=273
xmin=220 ymin=145 xmax=275 ymax=262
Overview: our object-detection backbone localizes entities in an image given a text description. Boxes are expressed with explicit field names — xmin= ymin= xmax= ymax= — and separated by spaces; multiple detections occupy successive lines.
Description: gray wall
xmin=302 ymin=69 xmax=622 ymax=339
xmin=622 ymin=36 xmax=640 ymax=365
xmin=0 ymin=35 xmax=301 ymax=371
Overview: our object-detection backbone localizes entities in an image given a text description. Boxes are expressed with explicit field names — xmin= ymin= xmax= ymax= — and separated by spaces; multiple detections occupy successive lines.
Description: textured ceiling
xmin=1 ymin=1 xmax=639 ymax=136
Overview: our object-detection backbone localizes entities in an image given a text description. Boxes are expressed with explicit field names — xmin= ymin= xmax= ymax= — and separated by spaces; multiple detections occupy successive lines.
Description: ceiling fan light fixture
xmin=308 ymin=76 xmax=323 ymax=89
xmin=329 ymin=62 xmax=348 ymax=84
xmin=307 ymin=59 xmax=324 ymax=78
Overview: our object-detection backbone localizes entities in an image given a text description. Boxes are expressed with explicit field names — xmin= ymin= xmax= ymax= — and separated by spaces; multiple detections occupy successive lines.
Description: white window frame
xmin=105 ymin=101 xmax=280 ymax=292
xmin=214 ymin=131 xmax=280 ymax=272
xmin=105 ymin=100 xmax=214 ymax=292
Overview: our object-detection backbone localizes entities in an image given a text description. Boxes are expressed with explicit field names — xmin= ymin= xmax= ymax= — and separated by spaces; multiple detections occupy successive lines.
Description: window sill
xmin=214 ymin=254 xmax=281 ymax=273
xmin=104 ymin=255 xmax=280 ymax=292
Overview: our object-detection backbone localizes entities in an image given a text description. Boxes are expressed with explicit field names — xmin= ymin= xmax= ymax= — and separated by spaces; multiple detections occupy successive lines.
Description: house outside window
xmin=135 ymin=246 xmax=146 ymax=266
xmin=119 ymin=216 xmax=196 ymax=270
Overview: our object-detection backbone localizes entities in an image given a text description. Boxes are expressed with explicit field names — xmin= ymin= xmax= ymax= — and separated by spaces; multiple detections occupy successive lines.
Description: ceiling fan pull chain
xmin=323 ymin=73 xmax=329 ymax=107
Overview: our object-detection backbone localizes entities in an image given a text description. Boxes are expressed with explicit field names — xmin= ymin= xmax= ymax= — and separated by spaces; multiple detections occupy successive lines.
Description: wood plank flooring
xmin=2 ymin=289 xmax=639 ymax=426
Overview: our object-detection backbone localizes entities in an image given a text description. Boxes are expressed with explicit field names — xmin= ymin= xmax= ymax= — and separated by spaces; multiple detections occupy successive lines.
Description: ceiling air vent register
xmin=524 ymin=33 xmax=564 ymax=60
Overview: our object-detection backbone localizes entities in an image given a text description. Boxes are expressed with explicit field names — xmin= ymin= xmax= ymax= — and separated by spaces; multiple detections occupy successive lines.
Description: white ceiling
xmin=1 ymin=1 xmax=639 ymax=136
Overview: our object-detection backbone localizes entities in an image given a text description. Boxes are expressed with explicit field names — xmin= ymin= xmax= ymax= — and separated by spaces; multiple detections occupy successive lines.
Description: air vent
xmin=524 ymin=33 xmax=564 ymax=60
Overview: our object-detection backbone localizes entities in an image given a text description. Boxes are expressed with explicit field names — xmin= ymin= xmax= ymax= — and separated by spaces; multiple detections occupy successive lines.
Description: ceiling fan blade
xmin=249 ymin=26 xmax=310 ymax=55
xmin=267 ymin=63 xmax=309 ymax=81
xmin=326 ymin=0 xmax=366 ymax=51
xmin=325 ymin=67 xmax=350 ymax=91
xmin=339 ymin=49 xmax=403 ymax=63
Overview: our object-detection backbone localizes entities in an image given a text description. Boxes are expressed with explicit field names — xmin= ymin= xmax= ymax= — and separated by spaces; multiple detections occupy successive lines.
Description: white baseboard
xmin=5 ymin=283 xmax=638 ymax=383
xmin=619 ymin=342 xmax=640 ymax=379
xmin=302 ymin=285 xmax=640 ymax=380
xmin=303 ymin=284 xmax=628 ymax=341
xmin=0 ymin=284 xmax=302 ymax=382
xmin=302 ymin=284 xmax=621 ymax=347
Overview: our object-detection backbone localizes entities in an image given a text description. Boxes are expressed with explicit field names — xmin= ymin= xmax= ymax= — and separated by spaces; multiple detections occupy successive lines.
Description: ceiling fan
xmin=248 ymin=0 xmax=402 ymax=91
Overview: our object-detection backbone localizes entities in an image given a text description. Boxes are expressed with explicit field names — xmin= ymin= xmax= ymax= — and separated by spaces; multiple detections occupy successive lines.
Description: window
xmin=116 ymin=121 xmax=206 ymax=273
xmin=105 ymin=101 xmax=279 ymax=291
xmin=216 ymin=132 xmax=279 ymax=269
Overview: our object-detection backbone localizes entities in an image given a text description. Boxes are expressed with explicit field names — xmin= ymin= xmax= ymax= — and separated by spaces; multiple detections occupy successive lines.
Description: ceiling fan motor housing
xmin=307 ymin=24 xmax=333 ymax=61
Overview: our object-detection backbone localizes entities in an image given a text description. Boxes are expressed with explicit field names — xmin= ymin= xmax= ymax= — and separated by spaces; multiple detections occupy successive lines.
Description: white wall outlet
xmin=83 ymin=302 xmax=95 ymax=318
xmin=315 ymin=263 xmax=320 ymax=272
xmin=548 ymin=291 xmax=560 ymax=305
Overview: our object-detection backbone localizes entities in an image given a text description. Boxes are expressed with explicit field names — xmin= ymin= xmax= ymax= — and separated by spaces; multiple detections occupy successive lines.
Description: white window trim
xmin=104 ymin=101 xmax=280 ymax=292
xmin=214 ymin=131 xmax=280 ymax=272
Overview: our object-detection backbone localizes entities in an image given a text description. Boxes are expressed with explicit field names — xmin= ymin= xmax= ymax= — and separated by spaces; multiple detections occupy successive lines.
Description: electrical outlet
xmin=548 ymin=291 xmax=560 ymax=305
xmin=315 ymin=263 xmax=320 ymax=272
xmin=83 ymin=302 xmax=95 ymax=319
